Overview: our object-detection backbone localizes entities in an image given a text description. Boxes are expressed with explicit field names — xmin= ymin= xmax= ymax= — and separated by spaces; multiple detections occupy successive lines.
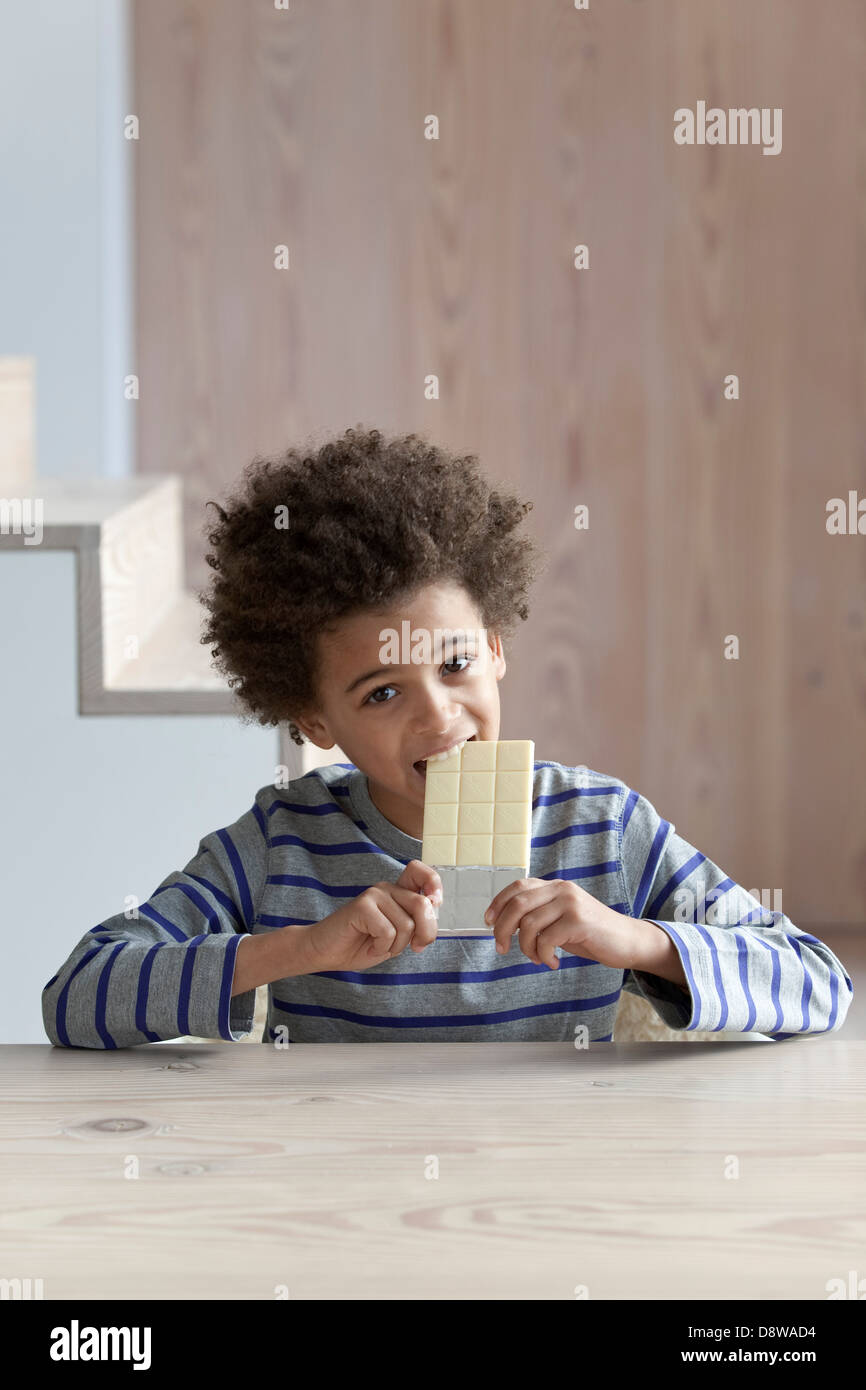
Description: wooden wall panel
xmin=134 ymin=0 xmax=866 ymax=924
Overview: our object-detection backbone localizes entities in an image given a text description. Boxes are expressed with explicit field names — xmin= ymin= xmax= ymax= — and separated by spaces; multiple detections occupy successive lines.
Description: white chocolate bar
xmin=421 ymin=739 xmax=534 ymax=935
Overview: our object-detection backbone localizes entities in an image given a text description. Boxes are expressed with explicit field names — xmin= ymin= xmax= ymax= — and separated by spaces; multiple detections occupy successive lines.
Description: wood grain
xmin=1 ymin=1040 xmax=862 ymax=1300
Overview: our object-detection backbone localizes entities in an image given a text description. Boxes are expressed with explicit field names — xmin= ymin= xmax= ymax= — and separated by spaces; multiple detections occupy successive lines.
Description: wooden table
xmin=2 ymin=1040 xmax=862 ymax=1301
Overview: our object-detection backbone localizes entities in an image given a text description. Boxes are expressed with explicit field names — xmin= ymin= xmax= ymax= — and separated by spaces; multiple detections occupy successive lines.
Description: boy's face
xmin=291 ymin=579 xmax=507 ymax=839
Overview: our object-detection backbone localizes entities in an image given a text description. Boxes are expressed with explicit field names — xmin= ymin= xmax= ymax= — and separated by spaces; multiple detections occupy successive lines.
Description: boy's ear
xmin=290 ymin=710 xmax=337 ymax=750
xmin=488 ymin=630 xmax=506 ymax=679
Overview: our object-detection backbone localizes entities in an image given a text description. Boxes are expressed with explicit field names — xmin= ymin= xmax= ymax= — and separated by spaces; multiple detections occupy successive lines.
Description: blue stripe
xmin=215 ymin=827 xmax=255 ymax=925
xmin=267 ymin=873 xmax=387 ymax=898
xmin=645 ymin=850 xmax=708 ymax=917
xmin=138 ymin=902 xmax=193 ymax=941
xmin=752 ymin=936 xmax=784 ymax=1031
xmin=632 ymin=819 xmax=671 ymax=917
xmin=827 ymin=971 xmax=839 ymax=1031
xmin=251 ymin=799 xmax=270 ymax=844
xmin=733 ymin=931 xmax=757 ymax=1031
xmin=692 ymin=924 xmax=729 ymax=1030
xmin=55 ymin=945 xmax=105 ymax=1047
xmin=219 ymin=935 xmax=245 ymax=1039
xmin=271 ymin=989 xmax=623 ymax=1030
xmin=622 ymin=787 xmax=638 ymax=833
xmin=706 ymin=878 xmax=737 ymax=904
xmin=541 ymin=861 xmax=621 ymax=882
xmin=312 ymin=954 xmax=587 ymax=986
xmin=269 ymin=833 xmax=389 ymax=856
xmin=532 ymin=820 xmax=618 ymax=848
xmin=532 ymin=784 xmax=621 ymax=808
xmin=177 ymin=936 xmax=209 ymax=1036
xmin=185 ymin=871 xmax=246 ymax=932
xmin=741 ymin=901 xmax=785 ymax=927
xmin=267 ymin=797 xmax=350 ymax=818
xmin=153 ymin=882 xmax=224 ymax=932
xmin=784 ymin=933 xmax=813 ymax=1032
xmin=94 ymin=942 xmax=126 ymax=1048
xmin=135 ymin=944 xmax=164 ymax=1041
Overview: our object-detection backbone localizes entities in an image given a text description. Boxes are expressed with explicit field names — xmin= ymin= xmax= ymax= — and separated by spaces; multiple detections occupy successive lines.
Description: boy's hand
xmin=484 ymin=877 xmax=638 ymax=970
xmin=304 ymin=860 xmax=442 ymax=972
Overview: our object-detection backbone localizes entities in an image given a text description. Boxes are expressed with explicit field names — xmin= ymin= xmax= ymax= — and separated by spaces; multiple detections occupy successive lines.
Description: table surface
xmin=1 ymin=1040 xmax=862 ymax=1301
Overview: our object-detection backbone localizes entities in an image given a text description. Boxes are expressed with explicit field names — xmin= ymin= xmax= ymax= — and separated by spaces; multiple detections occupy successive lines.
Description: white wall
xmin=0 ymin=0 xmax=132 ymax=480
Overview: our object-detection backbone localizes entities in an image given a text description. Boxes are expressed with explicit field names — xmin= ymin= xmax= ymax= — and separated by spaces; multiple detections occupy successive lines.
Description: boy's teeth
xmin=426 ymin=737 xmax=470 ymax=762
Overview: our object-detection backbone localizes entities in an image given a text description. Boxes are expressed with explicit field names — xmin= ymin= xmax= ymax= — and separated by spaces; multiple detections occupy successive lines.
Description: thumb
xmin=396 ymin=858 xmax=443 ymax=904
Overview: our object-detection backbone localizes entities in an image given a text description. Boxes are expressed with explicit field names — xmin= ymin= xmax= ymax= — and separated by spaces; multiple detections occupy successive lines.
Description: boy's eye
xmin=363 ymin=655 xmax=474 ymax=705
xmin=366 ymin=684 xmax=397 ymax=705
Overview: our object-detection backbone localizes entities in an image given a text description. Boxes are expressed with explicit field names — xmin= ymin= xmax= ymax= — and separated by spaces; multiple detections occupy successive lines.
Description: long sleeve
xmin=41 ymin=797 xmax=270 ymax=1049
xmin=618 ymin=784 xmax=854 ymax=1038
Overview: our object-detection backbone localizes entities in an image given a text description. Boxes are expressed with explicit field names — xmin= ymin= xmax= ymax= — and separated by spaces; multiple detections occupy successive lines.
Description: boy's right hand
xmin=301 ymin=859 xmax=443 ymax=973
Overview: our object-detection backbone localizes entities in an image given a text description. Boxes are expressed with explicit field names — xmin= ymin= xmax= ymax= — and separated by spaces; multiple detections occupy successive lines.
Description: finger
xmin=484 ymin=877 xmax=543 ymax=929
xmin=515 ymin=900 xmax=566 ymax=965
xmin=483 ymin=877 xmax=527 ymax=927
xmin=395 ymin=859 xmax=443 ymax=905
xmin=379 ymin=885 xmax=437 ymax=954
xmin=527 ymin=916 xmax=574 ymax=970
xmin=357 ymin=898 xmax=400 ymax=956
xmin=373 ymin=891 xmax=418 ymax=956
xmin=491 ymin=883 xmax=558 ymax=954
xmin=391 ymin=884 xmax=439 ymax=950
xmin=359 ymin=885 xmax=415 ymax=955
xmin=390 ymin=884 xmax=439 ymax=950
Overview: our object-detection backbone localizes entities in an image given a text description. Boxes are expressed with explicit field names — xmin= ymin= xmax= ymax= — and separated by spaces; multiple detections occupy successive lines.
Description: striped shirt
xmin=42 ymin=760 xmax=853 ymax=1047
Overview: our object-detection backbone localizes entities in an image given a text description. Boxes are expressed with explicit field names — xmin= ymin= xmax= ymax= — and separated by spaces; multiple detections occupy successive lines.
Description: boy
xmin=43 ymin=428 xmax=853 ymax=1047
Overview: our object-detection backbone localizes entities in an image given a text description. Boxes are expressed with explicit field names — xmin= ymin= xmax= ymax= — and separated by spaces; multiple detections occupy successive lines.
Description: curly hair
xmin=198 ymin=426 xmax=545 ymax=746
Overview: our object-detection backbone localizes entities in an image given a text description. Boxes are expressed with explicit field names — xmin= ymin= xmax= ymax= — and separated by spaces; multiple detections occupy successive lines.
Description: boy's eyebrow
xmin=345 ymin=666 xmax=394 ymax=694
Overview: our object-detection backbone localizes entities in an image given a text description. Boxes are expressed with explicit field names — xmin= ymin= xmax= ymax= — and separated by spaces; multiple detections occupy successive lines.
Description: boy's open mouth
xmin=413 ymin=733 xmax=477 ymax=780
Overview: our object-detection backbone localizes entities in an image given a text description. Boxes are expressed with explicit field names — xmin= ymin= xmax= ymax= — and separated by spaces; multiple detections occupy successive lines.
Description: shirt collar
xmin=346 ymin=766 xmax=423 ymax=861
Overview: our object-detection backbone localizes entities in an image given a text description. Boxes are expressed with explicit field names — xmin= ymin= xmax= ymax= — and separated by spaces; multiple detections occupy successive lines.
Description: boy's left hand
xmin=484 ymin=877 xmax=637 ymax=970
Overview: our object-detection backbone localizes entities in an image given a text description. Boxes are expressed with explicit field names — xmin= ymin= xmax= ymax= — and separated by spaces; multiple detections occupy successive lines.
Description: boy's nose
xmin=412 ymin=694 xmax=461 ymax=728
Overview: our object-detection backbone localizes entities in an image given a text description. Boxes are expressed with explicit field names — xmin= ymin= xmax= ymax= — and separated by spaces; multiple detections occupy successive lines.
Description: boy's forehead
xmin=325 ymin=584 xmax=484 ymax=650
xmin=328 ymin=620 xmax=487 ymax=667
